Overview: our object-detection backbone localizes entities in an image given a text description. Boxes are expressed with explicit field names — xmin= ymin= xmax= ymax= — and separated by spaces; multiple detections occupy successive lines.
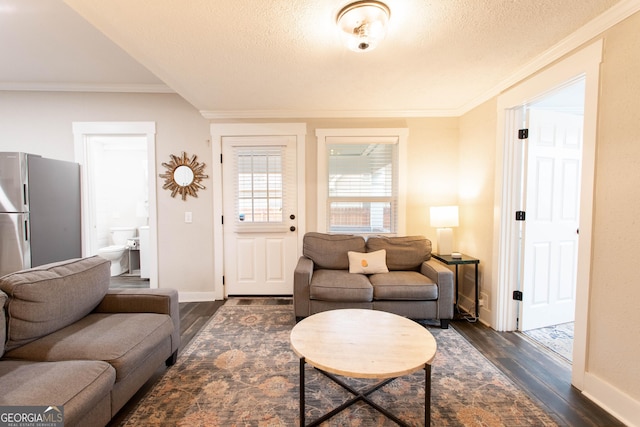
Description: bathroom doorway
xmin=73 ymin=122 xmax=158 ymax=288
xmin=87 ymin=136 xmax=149 ymax=282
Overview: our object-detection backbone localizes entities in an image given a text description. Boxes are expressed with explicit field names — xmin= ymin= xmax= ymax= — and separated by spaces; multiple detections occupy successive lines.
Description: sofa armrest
xmin=293 ymin=257 xmax=314 ymax=318
xmin=95 ymin=288 xmax=180 ymax=355
xmin=421 ymin=259 xmax=454 ymax=320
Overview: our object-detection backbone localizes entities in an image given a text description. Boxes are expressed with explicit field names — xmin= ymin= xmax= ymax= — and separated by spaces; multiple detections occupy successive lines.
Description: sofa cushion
xmin=348 ymin=249 xmax=389 ymax=274
xmin=310 ymin=269 xmax=373 ymax=302
xmin=304 ymin=232 xmax=366 ymax=270
xmin=366 ymin=236 xmax=432 ymax=271
xmin=370 ymin=271 xmax=438 ymax=300
xmin=0 ymin=256 xmax=110 ymax=351
xmin=4 ymin=312 xmax=174 ymax=383
xmin=0 ymin=359 xmax=115 ymax=427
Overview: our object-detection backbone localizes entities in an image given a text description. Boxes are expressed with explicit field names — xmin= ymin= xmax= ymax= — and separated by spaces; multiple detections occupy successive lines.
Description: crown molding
xmin=199 ymin=108 xmax=459 ymax=120
xmin=0 ymin=82 xmax=174 ymax=93
xmin=458 ymin=0 xmax=640 ymax=115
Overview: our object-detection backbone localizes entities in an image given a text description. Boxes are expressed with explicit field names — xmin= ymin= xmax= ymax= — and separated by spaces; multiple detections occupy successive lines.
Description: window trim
xmin=316 ymin=128 xmax=408 ymax=235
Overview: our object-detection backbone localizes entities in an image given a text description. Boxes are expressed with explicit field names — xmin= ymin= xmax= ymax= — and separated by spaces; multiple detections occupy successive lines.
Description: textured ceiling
xmin=1 ymin=0 xmax=629 ymax=117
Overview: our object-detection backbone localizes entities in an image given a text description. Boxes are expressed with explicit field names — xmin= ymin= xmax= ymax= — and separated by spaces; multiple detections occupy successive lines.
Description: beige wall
xmin=0 ymin=91 xmax=213 ymax=296
xmin=404 ymin=118 xmax=460 ymax=236
xmin=458 ymin=100 xmax=497 ymax=314
xmin=588 ymin=11 xmax=640 ymax=403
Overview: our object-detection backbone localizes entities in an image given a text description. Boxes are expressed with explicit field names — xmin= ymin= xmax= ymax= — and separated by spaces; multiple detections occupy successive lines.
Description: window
xmin=316 ymin=129 xmax=408 ymax=235
xmin=234 ymin=145 xmax=286 ymax=224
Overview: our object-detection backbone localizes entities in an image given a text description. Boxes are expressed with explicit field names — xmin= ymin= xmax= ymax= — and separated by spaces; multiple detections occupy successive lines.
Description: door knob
xmin=290 ymin=226 xmax=296 ymax=232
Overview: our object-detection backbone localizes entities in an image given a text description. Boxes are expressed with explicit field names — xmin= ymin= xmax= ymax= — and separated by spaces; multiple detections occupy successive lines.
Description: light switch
xmin=185 ymin=212 xmax=193 ymax=223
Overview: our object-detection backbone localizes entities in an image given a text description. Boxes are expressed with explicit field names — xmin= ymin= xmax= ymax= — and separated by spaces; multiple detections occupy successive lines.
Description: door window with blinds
xmin=316 ymin=129 xmax=408 ymax=235
xmin=233 ymin=144 xmax=288 ymax=229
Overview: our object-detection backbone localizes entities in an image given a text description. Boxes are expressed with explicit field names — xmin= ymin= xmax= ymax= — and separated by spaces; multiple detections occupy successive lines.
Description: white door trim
xmin=72 ymin=121 xmax=159 ymax=288
xmin=210 ymin=123 xmax=307 ymax=300
xmin=493 ymin=39 xmax=602 ymax=389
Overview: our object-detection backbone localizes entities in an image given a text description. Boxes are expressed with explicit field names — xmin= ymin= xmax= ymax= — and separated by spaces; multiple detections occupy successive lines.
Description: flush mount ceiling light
xmin=336 ymin=0 xmax=391 ymax=52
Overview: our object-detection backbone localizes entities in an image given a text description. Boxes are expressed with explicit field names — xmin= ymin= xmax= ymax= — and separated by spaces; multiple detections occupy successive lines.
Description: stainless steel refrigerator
xmin=0 ymin=152 xmax=81 ymax=277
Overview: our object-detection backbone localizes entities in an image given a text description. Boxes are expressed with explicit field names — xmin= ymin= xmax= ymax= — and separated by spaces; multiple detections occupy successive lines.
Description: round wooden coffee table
xmin=290 ymin=309 xmax=437 ymax=427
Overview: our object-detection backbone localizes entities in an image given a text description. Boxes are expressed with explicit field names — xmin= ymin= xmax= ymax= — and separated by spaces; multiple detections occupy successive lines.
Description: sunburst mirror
xmin=159 ymin=152 xmax=209 ymax=200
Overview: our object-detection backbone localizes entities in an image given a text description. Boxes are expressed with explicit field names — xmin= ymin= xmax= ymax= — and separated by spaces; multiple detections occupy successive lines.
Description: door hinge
xmin=220 ymin=153 xmax=223 ymax=163
xmin=515 ymin=211 xmax=526 ymax=221
xmin=221 ymin=216 xmax=224 ymax=225
xmin=518 ymin=129 xmax=529 ymax=139
xmin=222 ymin=276 xmax=225 ymax=285
xmin=513 ymin=290 xmax=523 ymax=301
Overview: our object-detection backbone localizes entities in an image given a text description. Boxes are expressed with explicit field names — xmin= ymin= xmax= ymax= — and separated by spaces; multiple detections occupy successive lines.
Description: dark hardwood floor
xmin=109 ymin=301 xmax=622 ymax=426
xmin=453 ymin=320 xmax=623 ymax=427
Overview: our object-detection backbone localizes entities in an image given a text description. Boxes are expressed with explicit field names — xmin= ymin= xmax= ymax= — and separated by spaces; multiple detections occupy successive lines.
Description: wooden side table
xmin=432 ymin=253 xmax=480 ymax=319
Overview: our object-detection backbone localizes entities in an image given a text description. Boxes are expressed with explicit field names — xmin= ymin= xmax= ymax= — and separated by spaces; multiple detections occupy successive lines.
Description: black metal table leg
xmin=300 ymin=357 xmax=305 ymax=427
xmin=299 ymin=362 xmax=431 ymax=427
xmin=425 ymin=364 xmax=431 ymax=427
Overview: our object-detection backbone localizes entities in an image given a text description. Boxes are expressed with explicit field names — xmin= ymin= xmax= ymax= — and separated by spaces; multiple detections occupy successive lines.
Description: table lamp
xmin=430 ymin=206 xmax=459 ymax=255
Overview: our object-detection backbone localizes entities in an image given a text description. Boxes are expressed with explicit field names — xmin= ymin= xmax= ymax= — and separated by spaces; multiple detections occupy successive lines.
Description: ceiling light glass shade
xmin=336 ymin=1 xmax=390 ymax=52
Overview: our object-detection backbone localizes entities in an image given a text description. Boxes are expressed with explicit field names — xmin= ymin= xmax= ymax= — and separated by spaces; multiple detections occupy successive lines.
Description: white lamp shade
xmin=430 ymin=206 xmax=459 ymax=228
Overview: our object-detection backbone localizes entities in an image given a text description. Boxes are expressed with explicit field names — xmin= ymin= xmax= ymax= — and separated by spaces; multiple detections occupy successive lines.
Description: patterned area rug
xmin=122 ymin=305 xmax=558 ymax=426
xmin=523 ymin=322 xmax=574 ymax=362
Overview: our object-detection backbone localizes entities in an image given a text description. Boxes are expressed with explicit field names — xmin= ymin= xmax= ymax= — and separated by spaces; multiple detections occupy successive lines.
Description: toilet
xmin=97 ymin=227 xmax=136 ymax=276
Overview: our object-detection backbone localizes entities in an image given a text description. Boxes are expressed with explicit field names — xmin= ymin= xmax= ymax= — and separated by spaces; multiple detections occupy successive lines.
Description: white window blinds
xmin=326 ymin=140 xmax=398 ymax=233
xmin=234 ymin=146 xmax=285 ymax=224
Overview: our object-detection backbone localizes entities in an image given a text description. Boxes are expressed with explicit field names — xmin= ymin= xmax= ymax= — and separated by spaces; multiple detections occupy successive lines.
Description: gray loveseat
xmin=0 ymin=256 xmax=179 ymax=427
xmin=294 ymin=232 xmax=454 ymax=328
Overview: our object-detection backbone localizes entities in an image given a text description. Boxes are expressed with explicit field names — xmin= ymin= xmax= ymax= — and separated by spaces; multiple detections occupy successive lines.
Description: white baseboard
xmin=178 ymin=292 xmax=218 ymax=303
xmin=582 ymin=372 xmax=640 ymax=426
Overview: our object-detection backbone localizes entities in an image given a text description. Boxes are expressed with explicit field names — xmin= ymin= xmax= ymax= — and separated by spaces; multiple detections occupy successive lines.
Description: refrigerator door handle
xmin=24 ymin=219 xmax=29 ymax=241
xmin=23 ymin=183 xmax=28 ymax=207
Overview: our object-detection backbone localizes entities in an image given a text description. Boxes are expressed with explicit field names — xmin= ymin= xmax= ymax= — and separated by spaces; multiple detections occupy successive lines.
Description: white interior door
xmin=521 ymin=109 xmax=583 ymax=330
xmin=222 ymin=136 xmax=298 ymax=295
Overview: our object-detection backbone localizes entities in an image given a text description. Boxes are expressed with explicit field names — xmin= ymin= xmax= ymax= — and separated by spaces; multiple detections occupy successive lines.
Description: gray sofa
xmin=0 ymin=256 xmax=180 ymax=427
xmin=294 ymin=233 xmax=454 ymax=328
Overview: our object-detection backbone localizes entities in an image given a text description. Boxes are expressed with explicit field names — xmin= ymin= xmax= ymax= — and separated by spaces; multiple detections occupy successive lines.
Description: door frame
xmin=210 ymin=123 xmax=307 ymax=300
xmin=493 ymin=40 xmax=602 ymax=389
xmin=72 ymin=121 xmax=159 ymax=288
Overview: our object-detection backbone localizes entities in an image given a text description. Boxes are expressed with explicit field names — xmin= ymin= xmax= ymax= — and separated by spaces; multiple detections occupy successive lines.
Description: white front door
xmin=521 ymin=109 xmax=583 ymax=330
xmin=222 ymin=136 xmax=298 ymax=295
